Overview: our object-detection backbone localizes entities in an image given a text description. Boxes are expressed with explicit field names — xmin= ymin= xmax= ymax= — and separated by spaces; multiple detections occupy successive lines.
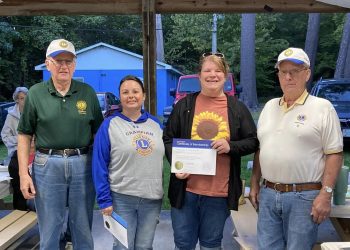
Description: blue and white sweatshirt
xmin=92 ymin=111 xmax=165 ymax=209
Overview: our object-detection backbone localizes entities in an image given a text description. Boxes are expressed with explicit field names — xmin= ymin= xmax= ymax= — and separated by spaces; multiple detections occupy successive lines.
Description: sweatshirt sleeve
xmin=1 ymin=114 xmax=18 ymax=152
xmin=92 ymin=118 xmax=113 ymax=209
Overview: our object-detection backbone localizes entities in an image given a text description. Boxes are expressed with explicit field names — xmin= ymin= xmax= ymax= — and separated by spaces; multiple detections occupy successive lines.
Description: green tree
xmin=164 ymin=14 xmax=213 ymax=73
xmin=315 ymin=13 xmax=344 ymax=79
xmin=0 ymin=20 xmax=20 ymax=101
xmin=254 ymin=14 xmax=288 ymax=97
xmin=0 ymin=13 xmax=345 ymax=101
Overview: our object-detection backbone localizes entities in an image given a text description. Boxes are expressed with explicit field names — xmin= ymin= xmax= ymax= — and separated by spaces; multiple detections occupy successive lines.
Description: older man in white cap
xmin=250 ymin=47 xmax=343 ymax=250
xmin=17 ymin=39 xmax=103 ymax=250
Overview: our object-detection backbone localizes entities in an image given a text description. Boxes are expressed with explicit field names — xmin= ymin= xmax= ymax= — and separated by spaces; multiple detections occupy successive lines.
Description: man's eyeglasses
xmin=202 ymin=52 xmax=225 ymax=58
xmin=277 ymin=68 xmax=307 ymax=78
xmin=48 ymin=58 xmax=75 ymax=67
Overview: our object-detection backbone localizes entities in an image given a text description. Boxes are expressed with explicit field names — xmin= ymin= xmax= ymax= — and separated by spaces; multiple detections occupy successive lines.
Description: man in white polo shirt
xmin=250 ymin=47 xmax=343 ymax=250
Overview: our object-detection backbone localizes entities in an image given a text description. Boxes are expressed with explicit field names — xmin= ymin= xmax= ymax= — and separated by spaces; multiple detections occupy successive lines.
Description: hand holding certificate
xmin=103 ymin=211 xmax=128 ymax=248
xmin=171 ymin=139 xmax=217 ymax=175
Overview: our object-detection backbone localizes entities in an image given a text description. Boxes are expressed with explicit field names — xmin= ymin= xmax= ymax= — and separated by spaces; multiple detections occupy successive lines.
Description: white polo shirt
xmin=258 ymin=90 xmax=343 ymax=184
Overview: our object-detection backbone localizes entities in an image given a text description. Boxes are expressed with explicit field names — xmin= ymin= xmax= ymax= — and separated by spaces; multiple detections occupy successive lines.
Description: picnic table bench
xmin=0 ymin=210 xmax=37 ymax=250
xmin=230 ymin=197 xmax=258 ymax=250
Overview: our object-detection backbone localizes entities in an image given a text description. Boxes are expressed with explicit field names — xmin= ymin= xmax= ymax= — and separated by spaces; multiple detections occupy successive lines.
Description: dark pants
xmin=8 ymin=150 xmax=27 ymax=210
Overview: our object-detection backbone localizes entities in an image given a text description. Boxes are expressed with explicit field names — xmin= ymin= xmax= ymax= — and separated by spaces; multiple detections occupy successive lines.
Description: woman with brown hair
xmin=163 ymin=53 xmax=259 ymax=250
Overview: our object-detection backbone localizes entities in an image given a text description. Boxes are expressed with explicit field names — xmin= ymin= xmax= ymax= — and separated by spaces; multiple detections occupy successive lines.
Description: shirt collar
xmin=47 ymin=78 xmax=78 ymax=96
xmin=279 ymin=89 xmax=309 ymax=112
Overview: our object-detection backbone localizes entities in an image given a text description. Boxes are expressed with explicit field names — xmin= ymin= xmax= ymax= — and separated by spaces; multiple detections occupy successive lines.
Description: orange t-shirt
xmin=186 ymin=93 xmax=231 ymax=197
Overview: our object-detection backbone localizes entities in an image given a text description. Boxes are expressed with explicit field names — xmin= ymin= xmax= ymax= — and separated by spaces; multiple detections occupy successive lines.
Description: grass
xmin=162 ymin=158 xmax=171 ymax=209
xmin=0 ymin=144 xmax=8 ymax=160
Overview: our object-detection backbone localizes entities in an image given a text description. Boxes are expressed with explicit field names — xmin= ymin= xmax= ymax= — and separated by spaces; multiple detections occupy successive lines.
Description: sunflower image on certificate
xmin=171 ymin=138 xmax=216 ymax=175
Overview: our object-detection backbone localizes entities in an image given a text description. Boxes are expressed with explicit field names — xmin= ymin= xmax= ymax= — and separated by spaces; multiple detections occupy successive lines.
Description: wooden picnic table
xmin=329 ymin=198 xmax=350 ymax=242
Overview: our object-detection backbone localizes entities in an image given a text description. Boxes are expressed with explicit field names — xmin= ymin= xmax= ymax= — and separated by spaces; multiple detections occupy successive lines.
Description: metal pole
xmin=212 ymin=13 xmax=217 ymax=53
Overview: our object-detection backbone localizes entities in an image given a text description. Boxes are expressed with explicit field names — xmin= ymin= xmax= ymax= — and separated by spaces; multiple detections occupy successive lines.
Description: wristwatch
xmin=323 ymin=186 xmax=333 ymax=194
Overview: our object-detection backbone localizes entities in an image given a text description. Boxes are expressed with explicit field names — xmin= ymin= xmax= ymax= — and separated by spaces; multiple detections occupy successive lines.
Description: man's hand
xmin=249 ymin=183 xmax=260 ymax=210
xmin=101 ymin=206 xmax=113 ymax=216
xmin=249 ymin=150 xmax=261 ymax=210
xmin=211 ymin=139 xmax=230 ymax=154
xmin=311 ymin=192 xmax=331 ymax=224
xmin=311 ymin=152 xmax=342 ymax=224
xmin=20 ymin=174 xmax=36 ymax=199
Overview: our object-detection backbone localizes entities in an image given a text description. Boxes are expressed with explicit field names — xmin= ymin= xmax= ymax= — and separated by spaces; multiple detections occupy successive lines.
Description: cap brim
xmin=48 ymin=50 xmax=76 ymax=58
xmin=275 ymin=58 xmax=305 ymax=68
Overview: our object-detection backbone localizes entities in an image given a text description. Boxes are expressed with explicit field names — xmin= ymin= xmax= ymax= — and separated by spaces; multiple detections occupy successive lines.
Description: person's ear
xmin=45 ymin=59 xmax=50 ymax=71
xmin=305 ymin=68 xmax=311 ymax=82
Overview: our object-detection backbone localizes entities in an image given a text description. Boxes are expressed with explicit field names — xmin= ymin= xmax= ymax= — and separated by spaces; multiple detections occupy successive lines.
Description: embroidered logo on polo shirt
xmin=295 ymin=114 xmax=306 ymax=126
xmin=297 ymin=114 xmax=306 ymax=122
xmin=76 ymin=100 xmax=87 ymax=114
xmin=132 ymin=134 xmax=154 ymax=156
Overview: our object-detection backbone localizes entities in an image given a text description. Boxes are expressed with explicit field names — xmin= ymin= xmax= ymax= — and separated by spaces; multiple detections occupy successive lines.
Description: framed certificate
xmin=171 ymin=139 xmax=217 ymax=175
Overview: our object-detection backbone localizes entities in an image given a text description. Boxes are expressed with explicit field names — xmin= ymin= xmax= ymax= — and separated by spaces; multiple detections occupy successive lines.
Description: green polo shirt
xmin=18 ymin=79 xmax=103 ymax=149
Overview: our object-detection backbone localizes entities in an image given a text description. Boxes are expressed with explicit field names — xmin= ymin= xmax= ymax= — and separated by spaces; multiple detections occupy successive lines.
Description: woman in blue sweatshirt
xmin=92 ymin=75 xmax=164 ymax=250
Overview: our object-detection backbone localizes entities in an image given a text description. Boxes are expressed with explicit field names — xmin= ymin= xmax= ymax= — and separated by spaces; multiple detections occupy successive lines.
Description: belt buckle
xmin=63 ymin=149 xmax=69 ymax=157
xmin=274 ymin=182 xmax=281 ymax=192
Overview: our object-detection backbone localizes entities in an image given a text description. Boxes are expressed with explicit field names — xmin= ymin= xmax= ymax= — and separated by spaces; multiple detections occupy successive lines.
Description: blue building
xmin=35 ymin=42 xmax=182 ymax=116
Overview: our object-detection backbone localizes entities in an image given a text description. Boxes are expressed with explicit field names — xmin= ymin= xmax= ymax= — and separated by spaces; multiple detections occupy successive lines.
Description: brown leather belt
xmin=38 ymin=147 xmax=89 ymax=157
xmin=264 ymin=180 xmax=322 ymax=192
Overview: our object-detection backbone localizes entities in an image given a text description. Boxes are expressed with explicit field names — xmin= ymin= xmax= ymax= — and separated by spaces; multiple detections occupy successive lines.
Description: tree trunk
xmin=304 ymin=13 xmax=320 ymax=90
xmin=334 ymin=13 xmax=350 ymax=78
xmin=156 ymin=14 xmax=165 ymax=62
xmin=344 ymin=39 xmax=350 ymax=78
xmin=240 ymin=13 xmax=258 ymax=109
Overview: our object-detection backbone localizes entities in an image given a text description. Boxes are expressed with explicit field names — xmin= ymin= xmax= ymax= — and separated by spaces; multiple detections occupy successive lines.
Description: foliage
xmin=163 ymin=13 xmax=290 ymax=97
xmin=0 ymin=13 xmax=348 ymax=100
xmin=0 ymin=21 xmax=20 ymax=101
xmin=316 ymin=13 xmax=345 ymax=79
xmin=0 ymin=15 xmax=144 ymax=101
xmin=254 ymin=14 xmax=288 ymax=96
xmin=164 ymin=14 xmax=213 ymax=74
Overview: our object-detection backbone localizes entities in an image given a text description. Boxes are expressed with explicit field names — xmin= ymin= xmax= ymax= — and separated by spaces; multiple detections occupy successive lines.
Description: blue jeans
xmin=111 ymin=192 xmax=162 ymax=250
xmin=32 ymin=152 xmax=95 ymax=250
xmin=257 ymin=187 xmax=319 ymax=250
xmin=171 ymin=191 xmax=230 ymax=250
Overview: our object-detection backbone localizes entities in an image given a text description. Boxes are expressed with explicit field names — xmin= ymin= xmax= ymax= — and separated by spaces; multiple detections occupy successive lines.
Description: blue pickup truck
xmin=310 ymin=78 xmax=350 ymax=141
xmin=0 ymin=102 xmax=15 ymax=140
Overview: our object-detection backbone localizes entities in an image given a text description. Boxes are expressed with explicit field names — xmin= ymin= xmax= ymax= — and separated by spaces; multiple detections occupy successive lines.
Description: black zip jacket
xmin=163 ymin=92 xmax=259 ymax=210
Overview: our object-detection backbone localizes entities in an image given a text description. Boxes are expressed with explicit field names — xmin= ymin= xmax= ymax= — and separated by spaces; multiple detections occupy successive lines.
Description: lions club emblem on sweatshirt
xmin=132 ymin=134 xmax=153 ymax=156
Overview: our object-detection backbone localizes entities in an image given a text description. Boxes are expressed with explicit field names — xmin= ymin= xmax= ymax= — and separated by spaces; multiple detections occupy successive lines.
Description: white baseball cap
xmin=46 ymin=39 xmax=76 ymax=58
xmin=275 ymin=47 xmax=310 ymax=68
